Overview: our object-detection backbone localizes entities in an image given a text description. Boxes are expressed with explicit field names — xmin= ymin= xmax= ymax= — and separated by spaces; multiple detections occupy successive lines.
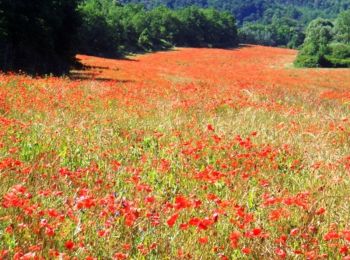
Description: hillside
xmin=120 ymin=0 xmax=350 ymax=24
xmin=120 ymin=0 xmax=349 ymax=48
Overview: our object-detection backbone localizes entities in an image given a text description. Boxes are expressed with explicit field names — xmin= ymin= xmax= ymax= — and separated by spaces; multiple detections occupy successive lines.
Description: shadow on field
xmin=69 ymin=71 xmax=134 ymax=83
xmin=235 ymin=44 xmax=254 ymax=49
xmin=173 ymin=43 xmax=252 ymax=50
xmin=69 ymin=53 xmax=141 ymax=81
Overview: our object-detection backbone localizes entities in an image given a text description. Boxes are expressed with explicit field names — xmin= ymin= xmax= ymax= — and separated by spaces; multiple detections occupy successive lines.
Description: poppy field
xmin=1 ymin=45 xmax=350 ymax=259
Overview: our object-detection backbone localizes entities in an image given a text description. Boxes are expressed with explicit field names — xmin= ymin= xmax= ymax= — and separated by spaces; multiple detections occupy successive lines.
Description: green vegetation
xmin=122 ymin=0 xmax=350 ymax=47
xmin=295 ymin=10 xmax=350 ymax=68
xmin=238 ymin=18 xmax=305 ymax=48
xmin=77 ymin=2 xmax=238 ymax=57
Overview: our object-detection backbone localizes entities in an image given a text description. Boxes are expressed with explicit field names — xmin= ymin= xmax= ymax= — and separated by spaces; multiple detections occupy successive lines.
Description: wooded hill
xmin=121 ymin=0 xmax=350 ymax=47
xmin=120 ymin=0 xmax=350 ymax=24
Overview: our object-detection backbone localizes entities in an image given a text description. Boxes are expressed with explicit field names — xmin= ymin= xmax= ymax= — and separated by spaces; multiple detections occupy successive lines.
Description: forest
xmin=78 ymin=1 xmax=238 ymax=57
xmin=123 ymin=0 xmax=350 ymax=47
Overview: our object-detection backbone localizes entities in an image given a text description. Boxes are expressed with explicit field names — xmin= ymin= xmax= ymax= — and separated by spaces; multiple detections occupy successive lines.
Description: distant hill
xmin=119 ymin=0 xmax=350 ymax=25
xmin=119 ymin=0 xmax=350 ymax=47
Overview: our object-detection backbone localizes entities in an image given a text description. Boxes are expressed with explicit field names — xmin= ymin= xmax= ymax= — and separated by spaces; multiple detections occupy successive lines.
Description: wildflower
xmin=207 ymin=124 xmax=214 ymax=131
xmin=316 ymin=207 xmax=326 ymax=215
xmin=290 ymin=228 xmax=299 ymax=236
xmin=198 ymin=237 xmax=208 ymax=244
xmin=167 ymin=213 xmax=179 ymax=227
xmin=175 ymin=195 xmax=191 ymax=210
xmin=98 ymin=229 xmax=109 ymax=237
xmin=242 ymin=247 xmax=251 ymax=254
xmin=324 ymin=231 xmax=340 ymax=241
xmin=114 ymin=252 xmax=128 ymax=259
xmin=275 ymin=248 xmax=286 ymax=259
xmin=229 ymin=231 xmax=241 ymax=248
xmin=340 ymin=246 xmax=349 ymax=255
xmin=65 ymin=240 xmax=75 ymax=250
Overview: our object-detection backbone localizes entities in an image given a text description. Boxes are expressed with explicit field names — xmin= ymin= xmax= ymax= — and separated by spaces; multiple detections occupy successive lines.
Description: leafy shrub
xmin=294 ymin=54 xmax=322 ymax=67
xmin=138 ymin=29 xmax=154 ymax=51
xmin=326 ymin=56 xmax=350 ymax=68
xmin=329 ymin=43 xmax=350 ymax=59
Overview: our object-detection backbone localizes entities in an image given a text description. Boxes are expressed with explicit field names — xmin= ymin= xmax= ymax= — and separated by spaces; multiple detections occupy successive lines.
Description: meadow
xmin=1 ymin=45 xmax=350 ymax=259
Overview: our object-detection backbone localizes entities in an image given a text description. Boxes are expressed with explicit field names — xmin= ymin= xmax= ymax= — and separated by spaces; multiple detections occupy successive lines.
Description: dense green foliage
xmin=238 ymin=18 xmax=305 ymax=48
xmin=295 ymin=10 xmax=350 ymax=67
xmin=334 ymin=9 xmax=350 ymax=43
xmin=122 ymin=0 xmax=350 ymax=47
xmin=77 ymin=1 xmax=238 ymax=57
xmin=0 ymin=0 xmax=81 ymax=74
xmin=121 ymin=0 xmax=350 ymax=22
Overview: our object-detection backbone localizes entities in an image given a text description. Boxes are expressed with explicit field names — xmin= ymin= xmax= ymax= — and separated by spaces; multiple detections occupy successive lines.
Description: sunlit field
xmin=1 ymin=45 xmax=350 ymax=259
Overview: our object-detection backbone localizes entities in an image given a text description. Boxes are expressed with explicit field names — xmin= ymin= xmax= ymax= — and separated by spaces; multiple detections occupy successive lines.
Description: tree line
xmin=79 ymin=1 xmax=238 ymax=56
xmin=0 ymin=0 xmax=238 ymax=75
xmin=122 ymin=0 xmax=350 ymax=48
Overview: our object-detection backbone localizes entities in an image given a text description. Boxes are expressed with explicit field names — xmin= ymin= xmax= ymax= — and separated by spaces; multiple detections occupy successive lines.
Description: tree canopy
xmin=334 ymin=10 xmax=350 ymax=43
xmin=295 ymin=11 xmax=350 ymax=67
xmin=77 ymin=2 xmax=238 ymax=57
xmin=121 ymin=0 xmax=350 ymax=47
